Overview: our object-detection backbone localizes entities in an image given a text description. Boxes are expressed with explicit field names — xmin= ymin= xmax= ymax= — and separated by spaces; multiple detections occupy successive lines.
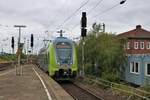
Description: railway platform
xmin=0 ymin=64 xmax=73 ymax=100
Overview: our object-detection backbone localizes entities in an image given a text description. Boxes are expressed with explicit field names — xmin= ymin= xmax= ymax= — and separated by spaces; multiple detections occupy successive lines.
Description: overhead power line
xmin=92 ymin=0 xmax=126 ymax=19
xmin=57 ymin=0 xmax=90 ymax=29
xmin=92 ymin=4 xmax=119 ymax=19
xmin=87 ymin=0 xmax=103 ymax=14
xmin=71 ymin=0 xmax=104 ymax=30
xmin=72 ymin=0 xmax=126 ymax=31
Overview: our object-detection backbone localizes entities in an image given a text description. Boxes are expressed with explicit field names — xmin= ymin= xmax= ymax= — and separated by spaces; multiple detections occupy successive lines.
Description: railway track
xmin=0 ymin=62 xmax=14 ymax=71
xmin=60 ymin=81 xmax=103 ymax=100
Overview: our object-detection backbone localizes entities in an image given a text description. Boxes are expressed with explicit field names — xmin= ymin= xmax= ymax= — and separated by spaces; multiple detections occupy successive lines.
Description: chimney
xmin=136 ymin=25 xmax=142 ymax=29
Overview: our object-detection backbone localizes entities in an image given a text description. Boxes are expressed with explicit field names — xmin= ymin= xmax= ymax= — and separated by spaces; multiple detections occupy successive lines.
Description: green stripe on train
xmin=48 ymin=43 xmax=58 ymax=76
xmin=72 ymin=44 xmax=78 ymax=71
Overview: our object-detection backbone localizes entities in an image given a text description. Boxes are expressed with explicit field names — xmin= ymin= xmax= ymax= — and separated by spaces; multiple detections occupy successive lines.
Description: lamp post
xmin=14 ymin=25 xmax=26 ymax=76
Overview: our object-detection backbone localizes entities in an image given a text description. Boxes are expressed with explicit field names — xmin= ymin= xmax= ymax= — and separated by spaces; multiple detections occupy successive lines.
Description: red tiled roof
xmin=118 ymin=25 xmax=150 ymax=38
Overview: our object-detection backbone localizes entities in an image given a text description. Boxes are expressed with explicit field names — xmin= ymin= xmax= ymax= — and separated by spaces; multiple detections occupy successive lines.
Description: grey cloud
xmin=0 ymin=0 xmax=150 ymax=53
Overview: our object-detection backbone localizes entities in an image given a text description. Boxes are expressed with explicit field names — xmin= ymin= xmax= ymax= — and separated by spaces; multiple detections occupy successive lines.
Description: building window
xmin=140 ymin=42 xmax=144 ymax=49
xmin=146 ymin=63 xmax=150 ymax=76
xmin=134 ymin=42 xmax=139 ymax=49
xmin=130 ymin=62 xmax=140 ymax=74
xmin=147 ymin=42 xmax=150 ymax=49
xmin=127 ymin=42 xmax=130 ymax=49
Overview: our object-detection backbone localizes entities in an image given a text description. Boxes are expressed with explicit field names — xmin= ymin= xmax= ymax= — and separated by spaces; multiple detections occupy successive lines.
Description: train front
xmin=54 ymin=37 xmax=77 ymax=79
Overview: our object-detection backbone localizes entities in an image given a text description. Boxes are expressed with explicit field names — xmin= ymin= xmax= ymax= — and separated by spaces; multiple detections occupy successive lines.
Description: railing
xmin=85 ymin=75 xmax=150 ymax=100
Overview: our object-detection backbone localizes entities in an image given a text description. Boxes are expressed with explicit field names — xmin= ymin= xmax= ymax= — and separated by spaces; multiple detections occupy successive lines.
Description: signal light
xmin=31 ymin=34 xmax=34 ymax=47
xmin=11 ymin=37 xmax=14 ymax=48
xmin=81 ymin=28 xmax=87 ymax=37
xmin=120 ymin=0 xmax=126 ymax=4
xmin=81 ymin=12 xmax=87 ymax=28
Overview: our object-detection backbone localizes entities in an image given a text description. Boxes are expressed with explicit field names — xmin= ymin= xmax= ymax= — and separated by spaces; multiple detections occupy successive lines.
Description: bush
xmin=101 ymin=70 xmax=120 ymax=82
xmin=84 ymin=63 xmax=95 ymax=75
xmin=0 ymin=54 xmax=17 ymax=62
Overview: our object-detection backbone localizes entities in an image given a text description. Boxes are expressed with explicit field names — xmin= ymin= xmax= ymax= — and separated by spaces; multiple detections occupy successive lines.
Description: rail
xmin=60 ymin=82 xmax=102 ymax=100
xmin=85 ymin=75 xmax=150 ymax=100
xmin=0 ymin=60 xmax=21 ymax=71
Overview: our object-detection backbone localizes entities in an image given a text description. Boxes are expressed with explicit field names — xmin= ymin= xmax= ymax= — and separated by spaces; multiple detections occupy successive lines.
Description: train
xmin=37 ymin=35 xmax=78 ymax=80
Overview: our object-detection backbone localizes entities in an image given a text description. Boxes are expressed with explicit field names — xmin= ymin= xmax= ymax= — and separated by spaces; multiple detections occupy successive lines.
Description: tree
xmin=77 ymin=23 xmax=127 ymax=82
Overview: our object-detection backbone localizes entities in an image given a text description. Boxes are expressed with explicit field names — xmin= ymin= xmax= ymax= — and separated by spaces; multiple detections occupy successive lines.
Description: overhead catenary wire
xmin=57 ymin=0 xmax=90 ymax=29
xmin=92 ymin=3 xmax=120 ymax=19
xmin=87 ymin=0 xmax=103 ymax=14
xmin=72 ymin=0 xmax=126 ymax=31
xmin=71 ymin=0 xmax=104 ymax=30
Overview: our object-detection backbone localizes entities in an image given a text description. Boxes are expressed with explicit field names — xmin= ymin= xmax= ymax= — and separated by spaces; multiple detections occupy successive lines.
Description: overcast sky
xmin=0 ymin=0 xmax=149 ymax=54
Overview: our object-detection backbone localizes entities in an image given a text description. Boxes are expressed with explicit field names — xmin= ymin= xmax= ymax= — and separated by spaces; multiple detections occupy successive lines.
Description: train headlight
xmin=57 ymin=62 xmax=60 ymax=65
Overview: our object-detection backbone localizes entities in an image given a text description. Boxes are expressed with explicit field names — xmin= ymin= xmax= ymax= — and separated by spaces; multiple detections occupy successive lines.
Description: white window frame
xmin=145 ymin=63 xmax=150 ymax=76
xmin=140 ymin=42 xmax=144 ymax=49
xmin=130 ymin=62 xmax=140 ymax=74
xmin=134 ymin=42 xmax=139 ymax=49
xmin=127 ymin=42 xmax=130 ymax=49
xmin=147 ymin=42 xmax=150 ymax=49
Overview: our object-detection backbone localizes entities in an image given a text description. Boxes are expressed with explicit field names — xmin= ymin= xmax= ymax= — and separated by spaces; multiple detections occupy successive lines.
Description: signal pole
xmin=102 ymin=23 xmax=105 ymax=32
xmin=31 ymin=34 xmax=34 ymax=54
xmin=14 ymin=25 xmax=26 ymax=76
xmin=11 ymin=37 xmax=15 ymax=54
xmin=81 ymin=12 xmax=87 ymax=76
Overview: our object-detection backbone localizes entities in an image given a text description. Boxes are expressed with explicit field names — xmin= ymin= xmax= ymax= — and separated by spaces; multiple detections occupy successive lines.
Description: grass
xmin=0 ymin=54 xmax=17 ymax=63
xmin=84 ymin=75 xmax=150 ymax=99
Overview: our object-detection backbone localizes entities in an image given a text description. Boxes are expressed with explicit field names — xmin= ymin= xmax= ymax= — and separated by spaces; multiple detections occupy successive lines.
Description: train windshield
xmin=56 ymin=42 xmax=72 ymax=64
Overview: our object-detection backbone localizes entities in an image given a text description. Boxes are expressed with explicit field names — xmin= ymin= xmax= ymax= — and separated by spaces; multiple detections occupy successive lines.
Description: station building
xmin=118 ymin=25 xmax=150 ymax=85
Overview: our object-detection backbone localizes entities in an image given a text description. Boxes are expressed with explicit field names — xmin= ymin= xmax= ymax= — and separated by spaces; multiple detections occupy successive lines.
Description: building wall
xmin=126 ymin=39 xmax=150 ymax=54
xmin=125 ymin=54 xmax=150 ymax=85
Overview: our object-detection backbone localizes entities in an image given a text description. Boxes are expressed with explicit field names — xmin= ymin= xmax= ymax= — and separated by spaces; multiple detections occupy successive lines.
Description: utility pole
xmin=27 ymin=39 xmax=29 ymax=63
xmin=43 ymin=39 xmax=51 ymax=47
xmin=14 ymin=25 xmax=26 ymax=76
xmin=1 ymin=43 xmax=3 ymax=54
xmin=24 ymin=37 xmax=26 ymax=54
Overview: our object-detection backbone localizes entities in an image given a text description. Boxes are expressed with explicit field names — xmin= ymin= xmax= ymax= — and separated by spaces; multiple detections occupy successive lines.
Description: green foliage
xmin=21 ymin=53 xmax=27 ymax=59
xmin=77 ymin=23 xmax=127 ymax=82
xmin=0 ymin=54 xmax=17 ymax=62
xmin=0 ymin=53 xmax=27 ymax=63
xmin=143 ymin=85 xmax=150 ymax=93
xmin=143 ymin=77 xmax=150 ymax=92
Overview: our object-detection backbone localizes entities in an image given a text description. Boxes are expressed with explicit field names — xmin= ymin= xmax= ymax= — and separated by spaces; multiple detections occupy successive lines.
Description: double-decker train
xmin=37 ymin=36 xmax=78 ymax=80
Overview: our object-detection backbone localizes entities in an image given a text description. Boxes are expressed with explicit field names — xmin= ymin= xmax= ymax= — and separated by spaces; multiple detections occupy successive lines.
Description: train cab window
xmin=56 ymin=42 xmax=72 ymax=64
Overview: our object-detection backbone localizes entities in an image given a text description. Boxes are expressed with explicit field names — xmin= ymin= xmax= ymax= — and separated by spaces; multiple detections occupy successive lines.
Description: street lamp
xmin=14 ymin=25 xmax=26 ymax=76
